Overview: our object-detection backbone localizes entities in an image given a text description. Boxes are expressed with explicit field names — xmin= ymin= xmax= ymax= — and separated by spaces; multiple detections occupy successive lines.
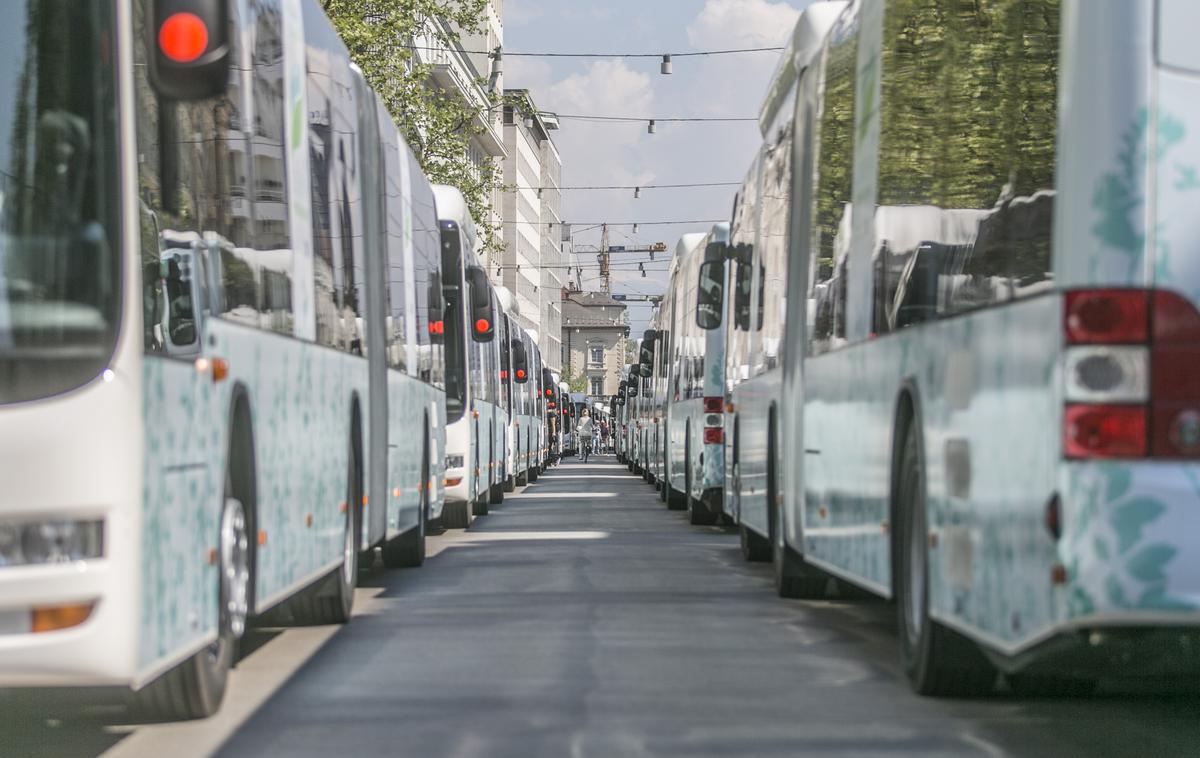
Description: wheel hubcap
xmin=342 ymin=502 xmax=356 ymax=585
xmin=904 ymin=475 xmax=926 ymax=642
xmin=220 ymin=497 xmax=250 ymax=640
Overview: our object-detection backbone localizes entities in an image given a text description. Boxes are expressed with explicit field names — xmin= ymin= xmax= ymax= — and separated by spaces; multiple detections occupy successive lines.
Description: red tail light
xmin=475 ymin=318 xmax=491 ymax=334
xmin=516 ymin=369 xmax=526 ymax=380
xmin=1064 ymin=404 xmax=1147 ymax=458
xmin=500 ymin=370 xmax=508 ymax=380
xmin=703 ymin=396 xmax=724 ymax=414
xmin=1065 ymin=290 xmax=1148 ymax=344
xmin=1151 ymin=290 xmax=1200 ymax=457
xmin=703 ymin=427 xmax=725 ymax=445
xmin=428 ymin=320 xmax=444 ymax=335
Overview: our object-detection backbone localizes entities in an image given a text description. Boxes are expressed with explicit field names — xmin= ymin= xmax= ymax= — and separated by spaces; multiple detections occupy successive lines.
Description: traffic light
xmin=149 ymin=1 xmax=232 ymax=100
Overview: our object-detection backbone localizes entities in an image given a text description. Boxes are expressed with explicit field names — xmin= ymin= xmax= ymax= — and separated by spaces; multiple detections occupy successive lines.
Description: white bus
xmin=730 ymin=0 xmax=1200 ymax=694
xmin=0 ymin=0 xmax=445 ymax=718
xmin=659 ymin=225 xmax=733 ymax=524
xmin=433 ymin=186 xmax=505 ymax=527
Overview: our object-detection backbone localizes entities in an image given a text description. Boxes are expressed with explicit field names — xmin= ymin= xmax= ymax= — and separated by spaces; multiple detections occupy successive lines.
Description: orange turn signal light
xmin=32 ymin=602 xmax=95 ymax=634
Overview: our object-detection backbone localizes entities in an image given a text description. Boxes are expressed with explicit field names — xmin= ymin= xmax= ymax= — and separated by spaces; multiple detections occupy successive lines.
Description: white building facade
xmin=500 ymin=91 xmax=564 ymax=371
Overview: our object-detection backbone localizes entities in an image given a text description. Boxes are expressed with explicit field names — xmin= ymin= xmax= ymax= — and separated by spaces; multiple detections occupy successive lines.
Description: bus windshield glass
xmin=0 ymin=0 xmax=120 ymax=405
xmin=441 ymin=228 xmax=467 ymax=420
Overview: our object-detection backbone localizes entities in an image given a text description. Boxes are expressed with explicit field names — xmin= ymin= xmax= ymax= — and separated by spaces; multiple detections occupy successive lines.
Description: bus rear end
xmin=1044 ymin=0 xmax=1200 ymax=673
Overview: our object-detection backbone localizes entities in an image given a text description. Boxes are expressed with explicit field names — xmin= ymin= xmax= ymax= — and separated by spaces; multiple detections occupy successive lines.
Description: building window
xmin=590 ymin=376 xmax=604 ymax=396
xmin=589 ymin=345 xmax=604 ymax=365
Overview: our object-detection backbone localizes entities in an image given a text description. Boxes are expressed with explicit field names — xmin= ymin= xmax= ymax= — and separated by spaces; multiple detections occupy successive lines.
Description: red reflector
xmin=159 ymin=12 xmax=209 ymax=64
xmin=703 ymin=396 xmax=724 ymax=414
xmin=703 ymin=427 xmax=725 ymax=445
xmin=475 ymin=318 xmax=490 ymax=333
xmin=1065 ymin=290 xmax=1148 ymax=344
xmin=1064 ymin=404 xmax=1146 ymax=458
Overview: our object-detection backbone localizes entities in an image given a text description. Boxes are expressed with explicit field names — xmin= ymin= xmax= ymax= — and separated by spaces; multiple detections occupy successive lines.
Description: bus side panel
xmin=732 ymin=372 xmax=778 ymax=537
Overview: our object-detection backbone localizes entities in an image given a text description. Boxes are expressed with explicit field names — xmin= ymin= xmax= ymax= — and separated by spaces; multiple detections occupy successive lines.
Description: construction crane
xmin=597 ymin=223 xmax=669 ymax=292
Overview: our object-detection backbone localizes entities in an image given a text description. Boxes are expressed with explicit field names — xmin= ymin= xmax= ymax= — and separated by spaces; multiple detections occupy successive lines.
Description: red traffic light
xmin=159 ymin=12 xmax=209 ymax=63
xmin=475 ymin=318 xmax=491 ymax=334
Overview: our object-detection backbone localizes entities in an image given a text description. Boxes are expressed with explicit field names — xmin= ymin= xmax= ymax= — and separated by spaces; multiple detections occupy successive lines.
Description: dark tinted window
xmin=876 ymin=0 xmax=1058 ymax=332
xmin=807 ymin=11 xmax=857 ymax=356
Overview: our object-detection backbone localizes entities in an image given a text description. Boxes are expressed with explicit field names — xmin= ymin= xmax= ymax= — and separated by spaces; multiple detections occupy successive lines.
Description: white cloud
xmin=686 ymin=0 xmax=804 ymax=49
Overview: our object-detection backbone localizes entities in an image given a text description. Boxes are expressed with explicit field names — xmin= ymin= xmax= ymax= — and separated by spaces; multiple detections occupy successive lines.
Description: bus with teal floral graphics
xmin=728 ymin=0 xmax=1200 ymax=695
xmin=434 ymin=185 xmax=507 ymax=528
xmin=0 ymin=0 xmax=446 ymax=719
xmin=659 ymin=225 xmax=733 ymax=525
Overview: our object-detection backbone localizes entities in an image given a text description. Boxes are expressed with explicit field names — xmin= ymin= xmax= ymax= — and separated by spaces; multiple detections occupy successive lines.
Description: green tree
xmin=320 ymin=0 xmax=503 ymax=251
xmin=563 ymin=370 xmax=588 ymax=394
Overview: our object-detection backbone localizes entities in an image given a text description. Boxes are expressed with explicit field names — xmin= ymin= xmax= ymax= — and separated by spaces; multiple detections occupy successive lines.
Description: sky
xmin=502 ymin=0 xmax=814 ymax=331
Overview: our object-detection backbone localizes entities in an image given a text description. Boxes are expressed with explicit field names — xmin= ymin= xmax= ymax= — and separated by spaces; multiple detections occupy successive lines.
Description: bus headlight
xmin=445 ymin=454 xmax=464 ymax=471
xmin=0 ymin=520 xmax=104 ymax=567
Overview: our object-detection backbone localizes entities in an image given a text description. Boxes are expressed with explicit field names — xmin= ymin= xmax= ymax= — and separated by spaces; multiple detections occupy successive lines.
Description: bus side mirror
xmin=466 ymin=267 xmax=495 ymax=342
xmin=512 ymin=338 xmax=529 ymax=382
xmin=149 ymin=0 xmax=233 ymax=101
xmin=697 ymin=243 xmax=727 ymax=330
xmin=639 ymin=329 xmax=656 ymax=371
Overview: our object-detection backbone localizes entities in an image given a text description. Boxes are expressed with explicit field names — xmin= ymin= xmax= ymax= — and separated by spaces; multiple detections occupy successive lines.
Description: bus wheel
xmin=896 ymin=422 xmax=993 ymax=696
xmin=489 ymin=461 xmax=506 ymax=505
xmin=442 ymin=500 xmax=471 ymax=529
xmin=136 ymin=496 xmax=247 ymax=720
xmin=772 ymin=463 xmax=826 ymax=599
xmin=382 ymin=442 xmax=429 ymax=568
xmin=736 ymin=462 xmax=771 ymax=562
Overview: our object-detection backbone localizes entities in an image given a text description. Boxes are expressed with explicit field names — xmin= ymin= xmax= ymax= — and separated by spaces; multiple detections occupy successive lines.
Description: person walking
xmin=576 ymin=409 xmax=594 ymax=463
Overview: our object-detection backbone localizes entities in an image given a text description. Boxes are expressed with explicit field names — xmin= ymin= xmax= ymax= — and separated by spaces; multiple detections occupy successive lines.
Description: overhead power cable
xmin=499 ymin=219 xmax=724 ymax=227
xmin=517 ymin=181 xmax=741 ymax=192
xmin=402 ymin=45 xmax=783 ymax=59
xmin=553 ymin=114 xmax=756 ymax=123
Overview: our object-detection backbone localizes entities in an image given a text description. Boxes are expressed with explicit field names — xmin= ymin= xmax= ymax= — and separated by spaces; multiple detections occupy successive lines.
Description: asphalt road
xmin=5 ymin=455 xmax=1199 ymax=757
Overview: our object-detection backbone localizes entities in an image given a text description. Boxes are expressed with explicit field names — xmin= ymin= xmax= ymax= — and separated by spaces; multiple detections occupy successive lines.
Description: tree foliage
xmin=563 ymin=369 xmax=588 ymax=394
xmin=320 ymin=0 xmax=503 ymax=251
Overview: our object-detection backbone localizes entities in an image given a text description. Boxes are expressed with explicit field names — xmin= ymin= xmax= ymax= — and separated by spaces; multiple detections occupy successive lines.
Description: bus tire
xmin=291 ymin=433 xmax=361 ymax=625
xmin=489 ymin=478 xmax=505 ymax=505
xmin=659 ymin=475 xmax=668 ymax=502
xmin=529 ymin=463 xmax=539 ymax=483
xmin=771 ymin=443 xmax=827 ymax=598
xmin=136 ymin=494 xmax=248 ymax=721
xmin=442 ymin=500 xmax=472 ymax=530
xmin=896 ymin=421 xmax=994 ymax=696
xmin=382 ymin=438 xmax=429 ymax=569
xmin=734 ymin=457 xmax=770 ymax=561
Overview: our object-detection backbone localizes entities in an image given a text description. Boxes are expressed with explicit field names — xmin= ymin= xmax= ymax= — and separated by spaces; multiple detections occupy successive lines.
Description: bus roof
xmin=431 ymin=184 xmax=477 ymax=250
xmin=759 ymin=1 xmax=849 ymax=135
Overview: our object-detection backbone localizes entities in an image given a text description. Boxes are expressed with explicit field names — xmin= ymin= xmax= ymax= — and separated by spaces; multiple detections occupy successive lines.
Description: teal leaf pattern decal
xmin=1110 ymin=496 xmax=1165 ymax=554
xmin=1126 ymin=544 xmax=1176 ymax=584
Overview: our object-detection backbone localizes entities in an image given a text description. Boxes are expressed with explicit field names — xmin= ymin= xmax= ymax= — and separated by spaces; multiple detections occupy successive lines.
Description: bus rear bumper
xmin=0 ymin=560 xmax=136 ymax=688
xmin=990 ymin=622 xmax=1200 ymax=679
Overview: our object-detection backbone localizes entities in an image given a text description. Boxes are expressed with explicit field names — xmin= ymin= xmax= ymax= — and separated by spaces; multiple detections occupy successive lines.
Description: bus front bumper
xmin=0 ymin=559 xmax=136 ymax=687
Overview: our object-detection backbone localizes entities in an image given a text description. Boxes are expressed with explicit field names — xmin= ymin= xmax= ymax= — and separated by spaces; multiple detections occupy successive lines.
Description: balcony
xmin=414 ymin=24 xmax=505 ymax=158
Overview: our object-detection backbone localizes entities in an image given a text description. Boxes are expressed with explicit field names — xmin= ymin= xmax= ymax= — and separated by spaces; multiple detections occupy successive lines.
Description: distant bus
xmin=659 ymin=225 xmax=732 ymax=523
xmin=0 ymin=0 xmax=444 ymax=718
xmin=729 ymin=0 xmax=1200 ymax=694
xmin=432 ymin=186 xmax=504 ymax=527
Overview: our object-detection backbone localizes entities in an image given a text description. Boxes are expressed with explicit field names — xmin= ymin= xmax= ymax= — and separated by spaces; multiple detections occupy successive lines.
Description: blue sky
xmin=502 ymin=0 xmax=814 ymax=329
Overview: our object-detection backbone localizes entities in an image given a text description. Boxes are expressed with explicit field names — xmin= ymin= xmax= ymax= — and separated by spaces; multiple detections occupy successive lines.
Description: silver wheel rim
xmin=905 ymin=474 xmax=926 ymax=642
xmin=220 ymin=498 xmax=250 ymax=640
xmin=342 ymin=501 xmax=356 ymax=586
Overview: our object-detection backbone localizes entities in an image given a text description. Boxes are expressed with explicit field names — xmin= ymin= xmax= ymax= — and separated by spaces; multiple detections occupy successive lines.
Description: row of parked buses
xmin=620 ymin=0 xmax=1200 ymax=695
xmin=0 ymin=0 xmax=559 ymax=720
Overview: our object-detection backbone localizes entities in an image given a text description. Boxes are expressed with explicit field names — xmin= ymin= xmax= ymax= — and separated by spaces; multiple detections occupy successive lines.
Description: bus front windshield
xmin=0 ymin=0 xmax=121 ymax=405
